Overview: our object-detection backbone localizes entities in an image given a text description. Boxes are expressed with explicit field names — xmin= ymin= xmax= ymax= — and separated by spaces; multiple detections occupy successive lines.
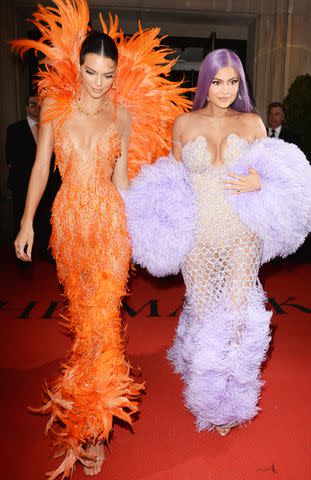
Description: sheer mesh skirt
xmin=168 ymin=137 xmax=272 ymax=429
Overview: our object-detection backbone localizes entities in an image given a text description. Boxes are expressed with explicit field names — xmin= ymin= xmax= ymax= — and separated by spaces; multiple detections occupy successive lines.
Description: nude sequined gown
xmin=168 ymin=134 xmax=272 ymax=430
xmin=44 ymin=109 xmax=144 ymax=473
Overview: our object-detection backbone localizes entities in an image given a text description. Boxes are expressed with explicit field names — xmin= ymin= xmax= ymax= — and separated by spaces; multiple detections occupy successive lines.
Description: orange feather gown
xmin=11 ymin=1 xmax=192 ymax=478
xmin=46 ymin=111 xmax=142 ymax=478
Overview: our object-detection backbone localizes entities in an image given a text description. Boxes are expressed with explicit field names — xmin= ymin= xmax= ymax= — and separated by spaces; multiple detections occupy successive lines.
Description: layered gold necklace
xmin=74 ymin=97 xmax=108 ymax=118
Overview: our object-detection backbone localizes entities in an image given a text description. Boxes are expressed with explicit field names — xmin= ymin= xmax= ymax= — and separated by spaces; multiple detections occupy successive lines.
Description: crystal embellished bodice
xmin=182 ymin=134 xmax=251 ymax=244
xmin=181 ymin=134 xmax=263 ymax=314
xmin=182 ymin=133 xmax=250 ymax=174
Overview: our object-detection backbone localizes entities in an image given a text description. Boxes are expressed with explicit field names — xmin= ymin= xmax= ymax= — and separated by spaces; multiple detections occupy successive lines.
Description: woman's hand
xmin=222 ymin=167 xmax=261 ymax=194
xmin=14 ymin=222 xmax=34 ymax=261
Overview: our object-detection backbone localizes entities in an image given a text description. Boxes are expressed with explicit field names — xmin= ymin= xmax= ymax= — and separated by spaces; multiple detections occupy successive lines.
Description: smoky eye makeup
xmin=84 ymin=66 xmax=95 ymax=75
xmin=212 ymin=77 xmax=239 ymax=85
xmin=84 ymin=66 xmax=115 ymax=78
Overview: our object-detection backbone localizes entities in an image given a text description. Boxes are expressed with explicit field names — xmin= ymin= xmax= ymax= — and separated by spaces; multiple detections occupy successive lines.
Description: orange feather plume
xmin=10 ymin=0 xmax=90 ymax=124
xmin=100 ymin=13 xmax=193 ymax=177
xmin=11 ymin=0 xmax=192 ymax=175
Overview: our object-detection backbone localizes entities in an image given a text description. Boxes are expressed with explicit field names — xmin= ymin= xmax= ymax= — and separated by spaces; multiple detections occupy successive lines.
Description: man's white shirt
xmin=268 ymin=125 xmax=282 ymax=138
xmin=27 ymin=116 xmax=38 ymax=143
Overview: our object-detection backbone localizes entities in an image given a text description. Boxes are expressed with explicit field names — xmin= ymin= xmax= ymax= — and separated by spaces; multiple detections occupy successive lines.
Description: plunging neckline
xmin=182 ymin=133 xmax=252 ymax=169
xmin=62 ymin=121 xmax=116 ymax=161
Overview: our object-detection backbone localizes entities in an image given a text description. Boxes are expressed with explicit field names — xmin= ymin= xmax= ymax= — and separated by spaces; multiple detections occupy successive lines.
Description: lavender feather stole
xmin=124 ymin=138 xmax=311 ymax=275
xmin=124 ymin=153 xmax=196 ymax=277
xmin=226 ymin=138 xmax=311 ymax=264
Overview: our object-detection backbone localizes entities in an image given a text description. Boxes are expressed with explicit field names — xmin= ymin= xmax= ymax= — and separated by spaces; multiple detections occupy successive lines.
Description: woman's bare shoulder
xmin=239 ymin=112 xmax=267 ymax=139
xmin=38 ymin=97 xmax=55 ymax=128
xmin=174 ymin=111 xmax=199 ymax=131
xmin=239 ymin=111 xmax=263 ymax=125
xmin=116 ymin=104 xmax=132 ymax=136
xmin=116 ymin=104 xmax=132 ymax=122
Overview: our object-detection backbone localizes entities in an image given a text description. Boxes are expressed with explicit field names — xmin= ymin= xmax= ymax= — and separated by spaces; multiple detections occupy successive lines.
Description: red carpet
xmin=1 ymin=250 xmax=311 ymax=480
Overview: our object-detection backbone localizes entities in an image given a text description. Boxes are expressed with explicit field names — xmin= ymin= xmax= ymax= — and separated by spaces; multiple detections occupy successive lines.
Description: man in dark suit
xmin=6 ymin=95 xmax=61 ymax=259
xmin=267 ymin=102 xmax=300 ymax=146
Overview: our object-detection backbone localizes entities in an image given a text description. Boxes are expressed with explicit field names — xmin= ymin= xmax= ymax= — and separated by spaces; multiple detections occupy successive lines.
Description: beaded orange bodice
xmin=50 ymin=116 xmax=130 ymax=307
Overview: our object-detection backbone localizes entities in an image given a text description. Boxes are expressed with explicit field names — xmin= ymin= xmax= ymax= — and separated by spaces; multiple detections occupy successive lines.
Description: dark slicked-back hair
xmin=268 ymin=102 xmax=285 ymax=113
xmin=79 ymin=31 xmax=118 ymax=65
xmin=25 ymin=95 xmax=36 ymax=105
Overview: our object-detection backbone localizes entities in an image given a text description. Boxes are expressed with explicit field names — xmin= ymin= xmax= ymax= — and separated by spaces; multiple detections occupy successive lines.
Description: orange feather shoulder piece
xmin=100 ymin=14 xmax=192 ymax=177
xmin=10 ymin=0 xmax=89 ymax=124
xmin=10 ymin=0 xmax=192 ymax=176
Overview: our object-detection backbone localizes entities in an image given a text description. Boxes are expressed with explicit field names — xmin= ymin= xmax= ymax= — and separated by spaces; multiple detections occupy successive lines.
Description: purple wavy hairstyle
xmin=192 ymin=49 xmax=254 ymax=113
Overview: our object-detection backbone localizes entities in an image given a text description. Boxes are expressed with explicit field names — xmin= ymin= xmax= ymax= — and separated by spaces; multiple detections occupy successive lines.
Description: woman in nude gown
xmin=168 ymin=49 xmax=269 ymax=436
xmin=125 ymin=48 xmax=311 ymax=438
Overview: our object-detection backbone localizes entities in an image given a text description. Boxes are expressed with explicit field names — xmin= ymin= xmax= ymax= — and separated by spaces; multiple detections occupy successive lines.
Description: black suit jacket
xmin=266 ymin=125 xmax=300 ymax=148
xmin=279 ymin=126 xmax=300 ymax=147
xmin=5 ymin=118 xmax=61 ymax=246
xmin=6 ymin=119 xmax=37 ymax=193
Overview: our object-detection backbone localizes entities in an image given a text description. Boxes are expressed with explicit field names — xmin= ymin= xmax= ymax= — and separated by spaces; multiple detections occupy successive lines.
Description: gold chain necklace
xmin=75 ymin=97 xmax=108 ymax=118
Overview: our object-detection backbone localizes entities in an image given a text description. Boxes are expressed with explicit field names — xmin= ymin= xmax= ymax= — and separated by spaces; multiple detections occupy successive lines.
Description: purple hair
xmin=192 ymin=49 xmax=253 ymax=113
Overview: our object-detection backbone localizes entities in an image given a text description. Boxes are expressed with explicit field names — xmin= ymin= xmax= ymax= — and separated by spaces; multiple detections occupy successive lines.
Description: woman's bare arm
xmin=252 ymin=113 xmax=267 ymax=140
xmin=14 ymin=100 xmax=54 ymax=261
xmin=112 ymin=107 xmax=132 ymax=191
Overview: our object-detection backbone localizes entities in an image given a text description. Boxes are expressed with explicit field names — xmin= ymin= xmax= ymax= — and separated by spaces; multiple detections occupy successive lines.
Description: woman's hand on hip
xmin=222 ymin=167 xmax=261 ymax=194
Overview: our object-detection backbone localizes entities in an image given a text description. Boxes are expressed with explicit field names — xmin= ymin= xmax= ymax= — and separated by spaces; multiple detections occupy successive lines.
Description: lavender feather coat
xmin=124 ymin=153 xmax=195 ymax=276
xmin=125 ymin=138 xmax=311 ymax=272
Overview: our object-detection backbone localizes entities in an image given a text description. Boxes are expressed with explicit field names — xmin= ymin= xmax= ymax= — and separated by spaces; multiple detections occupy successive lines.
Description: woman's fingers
xmin=226 ymin=172 xmax=242 ymax=180
xmin=223 ymin=179 xmax=243 ymax=186
xmin=223 ymin=185 xmax=245 ymax=194
xmin=223 ymin=169 xmax=261 ymax=193
xmin=16 ymin=245 xmax=30 ymax=261
xmin=222 ymin=177 xmax=245 ymax=192
xmin=26 ymin=239 xmax=33 ymax=260
xmin=224 ymin=184 xmax=244 ymax=190
xmin=14 ymin=236 xmax=33 ymax=261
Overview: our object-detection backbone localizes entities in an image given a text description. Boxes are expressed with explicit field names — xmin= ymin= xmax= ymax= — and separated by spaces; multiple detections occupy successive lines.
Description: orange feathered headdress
xmin=11 ymin=0 xmax=193 ymax=177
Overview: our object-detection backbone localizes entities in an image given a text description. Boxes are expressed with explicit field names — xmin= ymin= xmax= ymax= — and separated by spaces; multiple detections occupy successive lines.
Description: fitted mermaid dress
xmin=168 ymin=134 xmax=272 ymax=429
xmin=40 ymin=110 xmax=144 ymax=474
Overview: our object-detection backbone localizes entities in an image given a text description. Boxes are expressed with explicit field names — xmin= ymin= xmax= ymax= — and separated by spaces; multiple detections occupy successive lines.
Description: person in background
xmin=267 ymin=101 xmax=300 ymax=146
xmin=6 ymin=95 xmax=60 ymax=260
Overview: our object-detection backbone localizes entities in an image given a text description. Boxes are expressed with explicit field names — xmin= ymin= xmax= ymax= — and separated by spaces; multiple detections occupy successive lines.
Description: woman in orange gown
xmin=15 ymin=30 xmax=143 ymax=477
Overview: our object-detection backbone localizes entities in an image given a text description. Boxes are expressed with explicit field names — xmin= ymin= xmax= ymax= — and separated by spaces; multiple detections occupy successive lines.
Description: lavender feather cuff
xmin=124 ymin=153 xmax=196 ymax=276
xmin=226 ymin=138 xmax=311 ymax=263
